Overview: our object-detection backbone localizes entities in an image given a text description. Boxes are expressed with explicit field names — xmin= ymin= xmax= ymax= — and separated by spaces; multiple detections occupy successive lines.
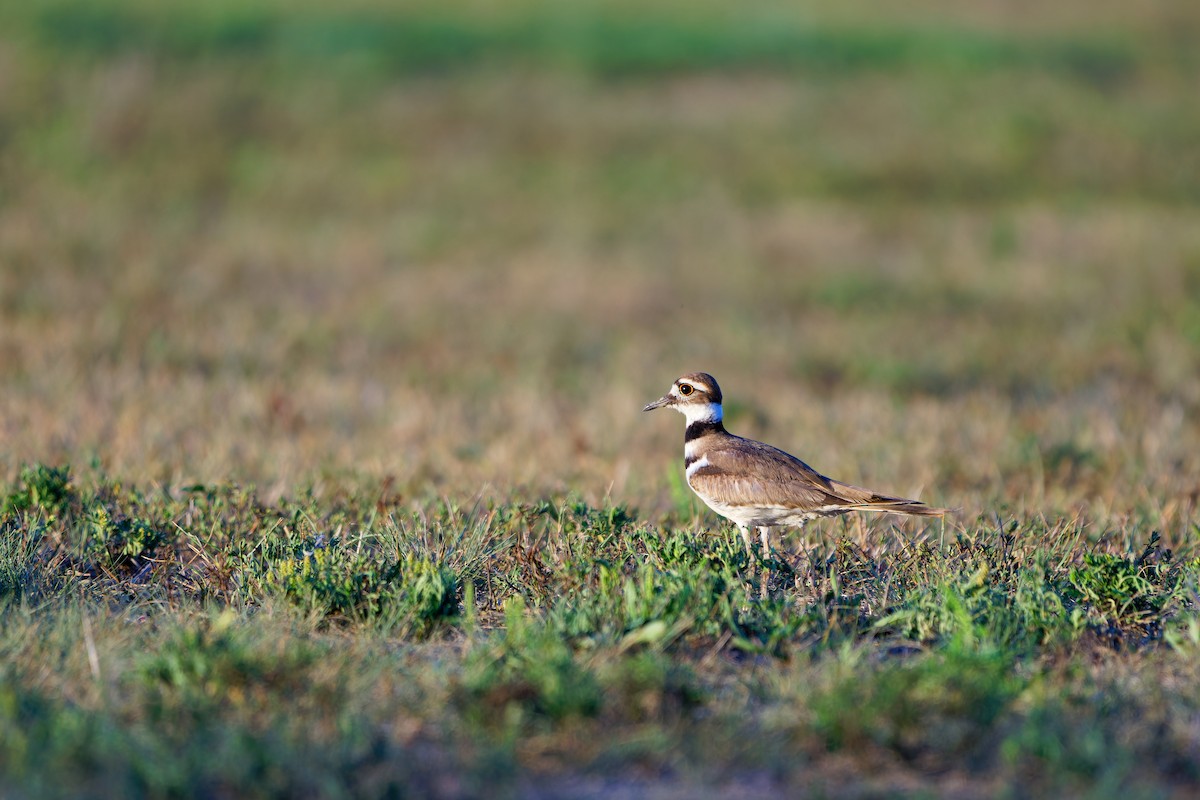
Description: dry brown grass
xmin=2 ymin=3 xmax=1200 ymax=558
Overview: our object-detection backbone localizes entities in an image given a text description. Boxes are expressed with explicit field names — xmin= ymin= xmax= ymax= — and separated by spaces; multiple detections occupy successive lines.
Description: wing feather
xmin=688 ymin=435 xmax=942 ymax=516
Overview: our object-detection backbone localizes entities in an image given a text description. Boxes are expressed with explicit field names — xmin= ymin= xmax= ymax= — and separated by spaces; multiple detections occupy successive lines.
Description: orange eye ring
xmin=678 ymin=384 xmax=694 ymax=396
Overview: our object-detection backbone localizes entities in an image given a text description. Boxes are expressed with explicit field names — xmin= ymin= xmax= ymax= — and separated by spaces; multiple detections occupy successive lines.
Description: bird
xmin=643 ymin=372 xmax=945 ymax=577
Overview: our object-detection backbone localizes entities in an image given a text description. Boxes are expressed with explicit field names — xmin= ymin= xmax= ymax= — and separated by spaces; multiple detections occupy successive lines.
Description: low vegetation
xmin=2 ymin=465 xmax=1199 ymax=796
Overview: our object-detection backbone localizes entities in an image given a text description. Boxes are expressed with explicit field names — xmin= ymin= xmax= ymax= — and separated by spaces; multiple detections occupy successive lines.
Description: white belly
xmin=690 ymin=490 xmax=841 ymax=529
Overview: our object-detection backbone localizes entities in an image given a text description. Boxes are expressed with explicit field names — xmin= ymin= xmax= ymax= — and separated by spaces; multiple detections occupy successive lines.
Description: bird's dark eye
xmin=679 ymin=384 xmax=694 ymax=396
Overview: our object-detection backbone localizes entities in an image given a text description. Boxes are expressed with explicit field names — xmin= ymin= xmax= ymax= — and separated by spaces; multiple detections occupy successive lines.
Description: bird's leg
xmin=737 ymin=524 xmax=754 ymax=565
xmin=736 ymin=524 xmax=757 ymax=596
xmin=790 ymin=522 xmax=812 ymax=595
xmin=758 ymin=526 xmax=772 ymax=599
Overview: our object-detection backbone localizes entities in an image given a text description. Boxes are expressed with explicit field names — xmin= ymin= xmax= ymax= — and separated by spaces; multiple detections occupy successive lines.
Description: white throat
xmin=677 ymin=402 xmax=722 ymax=425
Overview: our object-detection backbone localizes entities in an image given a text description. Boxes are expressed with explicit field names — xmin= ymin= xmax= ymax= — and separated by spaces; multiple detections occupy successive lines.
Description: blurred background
xmin=3 ymin=0 xmax=1200 ymax=526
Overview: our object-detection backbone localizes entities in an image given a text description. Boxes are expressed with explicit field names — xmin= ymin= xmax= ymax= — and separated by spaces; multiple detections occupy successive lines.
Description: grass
xmin=20 ymin=1 xmax=1142 ymax=82
xmin=2 ymin=468 xmax=1199 ymax=796
xmin=4 ymin=0 xmax=1200 ymax=795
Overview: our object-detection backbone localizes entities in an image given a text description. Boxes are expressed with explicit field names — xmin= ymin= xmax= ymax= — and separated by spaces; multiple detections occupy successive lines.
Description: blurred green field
xmin=4 ymin=1 xmax=1200 ymax=796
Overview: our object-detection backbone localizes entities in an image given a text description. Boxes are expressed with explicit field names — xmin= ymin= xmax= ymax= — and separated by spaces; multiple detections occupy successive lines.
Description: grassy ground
xmin=4 ymin=1 xmax=1200 ymax=796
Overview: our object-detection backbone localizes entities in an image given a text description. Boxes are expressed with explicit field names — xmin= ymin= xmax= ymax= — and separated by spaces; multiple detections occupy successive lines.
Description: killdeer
xmin=643 ymin=372 xmax=945 ymax=566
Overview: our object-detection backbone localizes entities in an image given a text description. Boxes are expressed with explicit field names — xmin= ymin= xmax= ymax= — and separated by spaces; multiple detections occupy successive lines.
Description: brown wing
xmin=690 ymin=435 xmax=944 ymax=516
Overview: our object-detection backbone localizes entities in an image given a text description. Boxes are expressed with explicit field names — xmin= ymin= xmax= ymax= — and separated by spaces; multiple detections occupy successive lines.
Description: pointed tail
xmin=847 ymin=498 xmax=948 ymax=517
xmin=828 ymin=480 xmax=948 ymax=518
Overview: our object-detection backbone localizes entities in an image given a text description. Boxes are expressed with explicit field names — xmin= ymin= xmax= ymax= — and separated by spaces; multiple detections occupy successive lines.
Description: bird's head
xmin=642 ymin=372 xmax=724 ymax=424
